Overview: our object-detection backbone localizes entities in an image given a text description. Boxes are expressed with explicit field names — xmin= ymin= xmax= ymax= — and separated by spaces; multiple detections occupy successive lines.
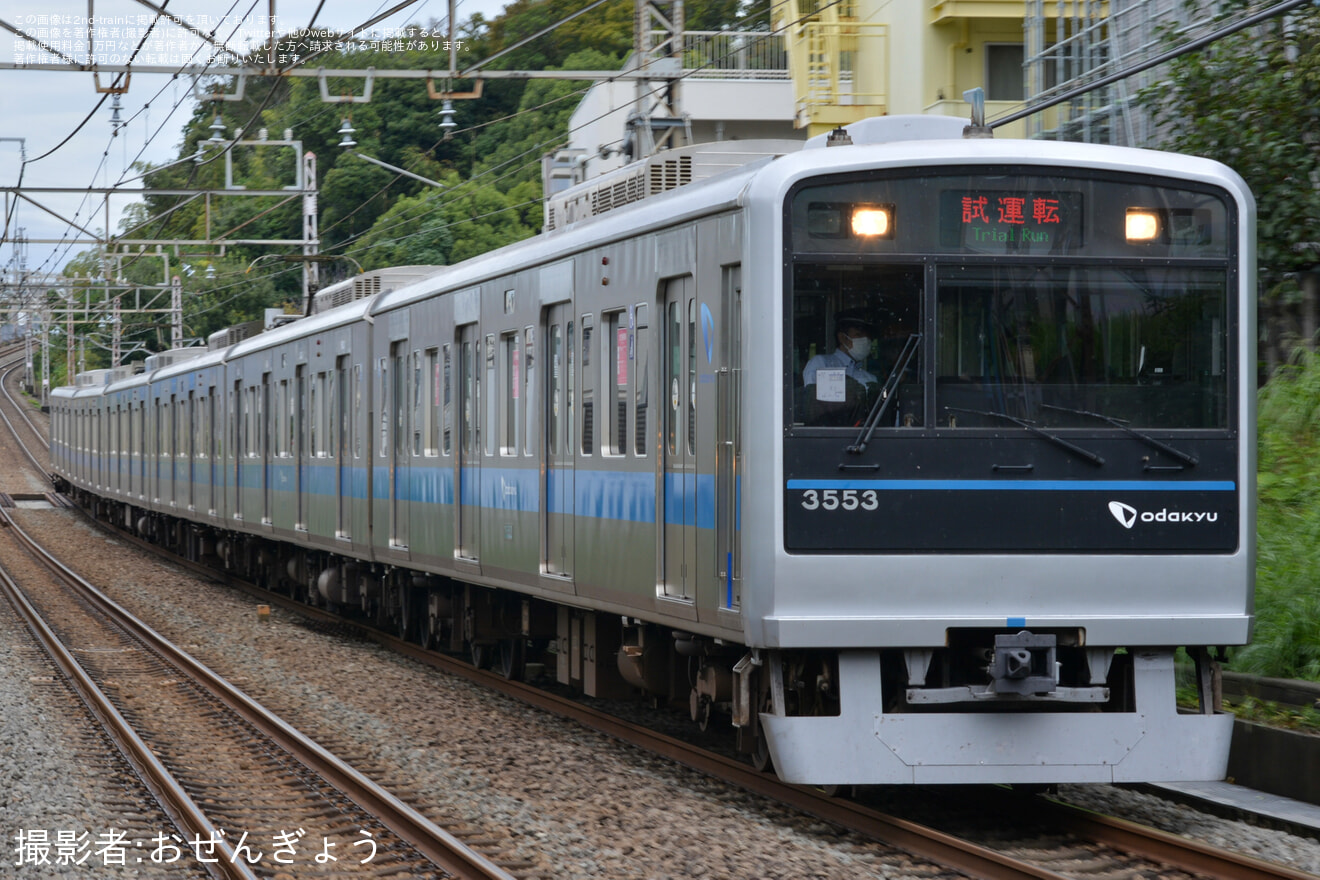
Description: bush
xmin=1236 ymin=351 xmax=1320 ymax=680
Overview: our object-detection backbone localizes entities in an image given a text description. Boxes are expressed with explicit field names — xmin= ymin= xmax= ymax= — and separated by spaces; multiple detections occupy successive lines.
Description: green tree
xmin=1139 ymin=4 xmax=1320 ymax=374
xmin=63 ymin=0 xmax=755 ymax=359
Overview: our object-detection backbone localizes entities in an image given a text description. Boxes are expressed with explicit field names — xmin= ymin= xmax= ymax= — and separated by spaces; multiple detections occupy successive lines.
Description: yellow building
xmin=780 ymin=0 xmax=1053 ymax=138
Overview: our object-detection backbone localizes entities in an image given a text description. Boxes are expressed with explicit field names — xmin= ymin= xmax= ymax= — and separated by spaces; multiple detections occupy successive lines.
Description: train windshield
xmin=935 ymin=265 xmax=1227 ymax=429
xmin=786 ymin=168 xmax=1233 ymax=431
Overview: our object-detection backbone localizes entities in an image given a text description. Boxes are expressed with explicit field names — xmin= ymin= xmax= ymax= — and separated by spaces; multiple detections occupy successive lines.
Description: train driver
xmin=801 ymin=309 xmax=877 ymax=425
xmin=803 ymin=309 xmax=877 ymax=387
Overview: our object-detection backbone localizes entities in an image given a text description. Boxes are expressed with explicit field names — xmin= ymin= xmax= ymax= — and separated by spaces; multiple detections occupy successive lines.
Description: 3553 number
xmin=799 ymin=489 xmax=879 ymax=511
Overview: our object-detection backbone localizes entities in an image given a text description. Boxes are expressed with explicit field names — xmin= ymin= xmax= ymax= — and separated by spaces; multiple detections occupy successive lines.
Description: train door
xmin=336 ymin=356 xmax=351 ymax=539
xmin=231 ymin=382 xmax=243 ymax=521
xmin=187 ymin=391 xmax=196 ymax=510
xmin=543 ymin=304 xmax=574 ymax=577
xmin=716 ymin=267 xmax=742 ymax=611
xmin=295 ymin=366 xmax=306 ymax=529
xmin=455 ymin=324 xmax=479 ymax=560
xmin=261 ymin=374 xmax=272 ymax=524
xmin=163 ymin=394 xmax=174 ymax=505
xmin=134 ymin=397 xmax=144 ymax=500
xmin=661 ymin=276 xmax=697 ymax=602
xmin=390 ymin=341 xmax=411 ymax=550
xmin=205 ymin=388 xmax=216 ymax=516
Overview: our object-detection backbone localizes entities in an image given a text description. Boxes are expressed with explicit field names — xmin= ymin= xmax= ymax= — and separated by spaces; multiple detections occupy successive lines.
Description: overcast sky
xmin=1 ymin=0 xmax=510 ymax=278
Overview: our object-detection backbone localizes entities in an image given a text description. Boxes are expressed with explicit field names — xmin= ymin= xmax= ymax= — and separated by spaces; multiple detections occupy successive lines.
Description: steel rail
xmin=0 ymin=359 xmax=52 ymax=479
xmin=348 ymin=625 xmax=1320 ymax=880
xmin=1037 ymin=797 xmax=1320 ymax=880
xmin=120 ymin=545 xmax=1071 ymax=880
xmin=0 ymin=507 xmax=515 ymax=880
xmin=0 ymin=510 xmax=254 ymax=880
xmin=84 ymin=501 xmax=1320 ymax=880
xmin=382 ymin=637 xmax=1076 ymax=880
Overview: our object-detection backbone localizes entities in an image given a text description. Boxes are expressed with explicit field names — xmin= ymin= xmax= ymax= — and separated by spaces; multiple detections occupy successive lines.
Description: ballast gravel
xmin=2 ymin=507 xmax=1318 ymax=878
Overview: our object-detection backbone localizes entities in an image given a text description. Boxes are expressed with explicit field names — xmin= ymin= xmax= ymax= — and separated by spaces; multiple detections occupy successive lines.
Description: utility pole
xmin=628 ymin=0 xmax=688 ymax=160
xmin=171 ymin=274 xmax=182 ymax=349
xmin=303 ymin=151 xmax=319 ymax=314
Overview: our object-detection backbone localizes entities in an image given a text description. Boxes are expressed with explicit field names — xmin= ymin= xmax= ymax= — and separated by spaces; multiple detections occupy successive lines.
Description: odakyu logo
xmin=1108 ymin=500 xmax=1219 ymax=529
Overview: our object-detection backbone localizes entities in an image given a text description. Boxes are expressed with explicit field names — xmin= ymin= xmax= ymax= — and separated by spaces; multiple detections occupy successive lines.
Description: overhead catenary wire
xmin=35 ymin=1 xmax=450 ymax=354
xmin=22 ymin=0 xmax=261 ymax=277
xmin=316 ymin=0 xmax=806 ymax=257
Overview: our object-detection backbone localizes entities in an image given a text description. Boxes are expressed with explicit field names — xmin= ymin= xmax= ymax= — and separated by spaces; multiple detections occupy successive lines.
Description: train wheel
xmin=751 ymin=733 xmax=773 ymax=773
xmin=470 ymin=642 xmax=494 ymax=670
xmin=396 ymin=591 xmax=417 ymax=643
xmin=497 ymin=638 xmax=525 ymax=681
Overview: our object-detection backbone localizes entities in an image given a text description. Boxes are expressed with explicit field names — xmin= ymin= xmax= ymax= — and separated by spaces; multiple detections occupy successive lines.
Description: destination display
xmin=938 ymin=190 xmax=1084 ymax=253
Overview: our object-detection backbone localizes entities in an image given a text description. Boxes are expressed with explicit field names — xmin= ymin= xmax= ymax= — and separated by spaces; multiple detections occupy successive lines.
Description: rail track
xmin=87 ymin=500 xmax=1320 ymax=880
xmin=2 ymin=350 xmax=1314 ymax=880
xmin=0 ymin=353 xmax=514 ymax=878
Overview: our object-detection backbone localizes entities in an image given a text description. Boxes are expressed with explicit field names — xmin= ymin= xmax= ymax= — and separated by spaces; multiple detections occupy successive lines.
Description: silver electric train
xmin=52 ymin=115 xmax=1255 ymax=785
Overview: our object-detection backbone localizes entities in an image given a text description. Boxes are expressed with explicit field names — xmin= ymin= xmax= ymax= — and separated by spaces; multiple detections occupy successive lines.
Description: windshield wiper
xmin=944 ymin=406 xmax=1105 ymax=467
xmin=847 ymin=333 xmax=922 ymax=455
xmin=1041 ymin=403 xmax=1198 ymax=467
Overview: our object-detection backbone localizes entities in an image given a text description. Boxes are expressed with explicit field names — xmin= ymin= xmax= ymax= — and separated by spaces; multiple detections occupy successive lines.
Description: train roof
xmin=368 ymin=154 xmax=772 ymax=316
xmin=49 ymin=117 xmax=1254 ymax=400
xmin=224 ymin=293 xmax=376 ymax=360
xmin=744 ymin=132 xmax=1254 ymax=207
xmin=368 ymin=124 xmax=1251 ymax=318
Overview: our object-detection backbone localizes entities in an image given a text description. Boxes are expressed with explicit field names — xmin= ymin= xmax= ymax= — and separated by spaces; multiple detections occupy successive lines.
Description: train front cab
xmin=746 ymin=136 xmax=1255 ymax=785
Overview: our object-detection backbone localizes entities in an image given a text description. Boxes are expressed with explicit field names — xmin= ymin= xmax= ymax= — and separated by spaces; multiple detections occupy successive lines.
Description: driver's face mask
xmin=845 ymin=335 xmax=871 ymax=362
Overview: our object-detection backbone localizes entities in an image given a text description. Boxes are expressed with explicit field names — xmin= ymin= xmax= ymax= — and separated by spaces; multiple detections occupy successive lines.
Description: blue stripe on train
xmin=786 ymin=479 xmax=1236 ymax=492
xmin=111 ymin=456 xmax=725 ymax=528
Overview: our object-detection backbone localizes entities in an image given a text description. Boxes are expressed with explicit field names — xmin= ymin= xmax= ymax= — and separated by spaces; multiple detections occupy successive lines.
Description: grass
xmin=1239 ymin=350 xmax=1320 ymax=682
xmin=1176 ymin=685 xmax=1320 ymax=733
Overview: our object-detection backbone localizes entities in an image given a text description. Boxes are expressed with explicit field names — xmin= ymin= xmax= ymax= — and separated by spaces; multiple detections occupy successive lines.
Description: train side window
xmin=566 ymin=320 xmax=575 ymax=455
xmin=310 ymin=373 xmax=319 ymax=457
xmin=604 ymin=309 xmax=628 ymax=456
xmin=275 ymin=381 xmax=286 ymax=456
xmin=523 ymin=327 xmax=535 ymax=457
xmin=228 ymin=386 xmax=236 ymax=464
xmin=250 ymin=386 xmax=259 ymax=458
xmin=501 ymin=331 xmax=520 ymax=456
xmin=667 ymin=301 xmax=680 ymax=456
xmin=335 ymin=356 xmax=349 ymax=462
xmin=255 ymin=384 xmax=265 ymax=458
xmin=461 ymin=340 xmax=474 ymax=457
xmin=484 ymin=334 xmax=496 ymax=457
xmin=322 ymin=371 xmax=333 ymax=457
xmin=313 ymin=371 xmax=324 ymax=457
xmin=169 ymin=396 xmax=178 ymax=460
xmin=425 ymin=347 xmax=440 ymax=456
xmin=352 ymin=364 xmax=362 ymax=459
xmin=393 ymin=346 xmax=408 ymax=462
xmin=411 ymin=350 xmax=423 ymax=457
xmin=199 ymin=393 xmax=208 ymax=461
xmin=548 ymin=325 xmax=562 ymax=457
xmin=237 ymin=389 xmax=246 ymax=458
xmin=634 ymin=305 xmax=649 ymax=456
xmin=580 ymin=315 xmax=594 ymax=456
xmin=688 ymin=298 xmax=697 ymax=454
xmin=378 ymin=357 xmax=389 ymax=458
xmin=441 ymin=345 xmax=452 ymax=456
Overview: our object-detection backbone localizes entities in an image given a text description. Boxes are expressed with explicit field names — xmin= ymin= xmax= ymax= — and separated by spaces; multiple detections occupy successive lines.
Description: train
xmin=51 ymin=113 xmax=1255 ymax=786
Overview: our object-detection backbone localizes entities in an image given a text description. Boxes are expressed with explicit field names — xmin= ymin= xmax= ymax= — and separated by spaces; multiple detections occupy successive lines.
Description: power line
xmin=992 ymin=0 xmax=1317 ymax=128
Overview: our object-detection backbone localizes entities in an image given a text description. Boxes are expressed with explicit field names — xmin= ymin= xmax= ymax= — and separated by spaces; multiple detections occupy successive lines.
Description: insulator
xmin=337 ymin=117 xmax=357 ymax=148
